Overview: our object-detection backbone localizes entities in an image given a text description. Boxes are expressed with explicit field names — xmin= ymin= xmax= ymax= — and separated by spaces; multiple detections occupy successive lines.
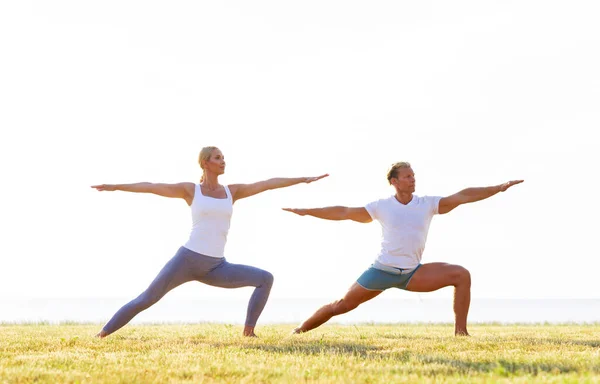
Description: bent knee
xmin=454 ymin=266 xmax=471 ymax=285
xmin=262 ymin=271 xmax=274 ymax=287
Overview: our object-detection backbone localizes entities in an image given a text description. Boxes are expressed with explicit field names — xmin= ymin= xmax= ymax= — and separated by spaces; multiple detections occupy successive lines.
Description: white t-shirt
xmin=183 ymin=184 xmax=233 ymax=258
xmin=365 ymin=195 xmax=442 ymax=269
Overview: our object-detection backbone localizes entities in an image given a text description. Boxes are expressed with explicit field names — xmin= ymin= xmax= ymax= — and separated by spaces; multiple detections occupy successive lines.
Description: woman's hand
xmin=281 ymin=208 xmax=308 ymax=216
xmin=91 ymin=184 xmax=117 ymax=191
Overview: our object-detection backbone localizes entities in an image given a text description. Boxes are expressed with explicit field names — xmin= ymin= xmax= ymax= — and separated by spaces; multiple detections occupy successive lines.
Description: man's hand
xmin=304 ymin=174 xmax=329 ymax=184
xmin=499 ymin=180 xmax=524 ymax=192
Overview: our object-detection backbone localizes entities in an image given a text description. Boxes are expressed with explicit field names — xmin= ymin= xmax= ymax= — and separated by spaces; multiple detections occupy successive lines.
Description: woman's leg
xmin=97 ymin=248 xmax=194 ymax=337
xmin=200 ymin=261 xmax=274 ymax=336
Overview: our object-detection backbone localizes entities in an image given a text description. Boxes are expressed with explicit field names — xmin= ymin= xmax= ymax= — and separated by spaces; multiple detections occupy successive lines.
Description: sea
xmin=1 ymin=297 xmax=599 ymax=325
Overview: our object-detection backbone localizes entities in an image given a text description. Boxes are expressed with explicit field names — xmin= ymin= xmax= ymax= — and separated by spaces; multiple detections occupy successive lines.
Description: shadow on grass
xmin=380 ymin=333 xmax=600 ymax=348
xmin=569 ymin=340 xmax=600 ymax=348
xmin=205 ymin=340 xmax=599 ymax=375
xmin=379 ymin=333 xmax=447 ymax=341
xmin=414 ymin=354 xmax=598 ymax=375
xmin=523 ymin=337 xmax=600 ymax=348
xmin=211 ymin=339 xmax=382 ymax=357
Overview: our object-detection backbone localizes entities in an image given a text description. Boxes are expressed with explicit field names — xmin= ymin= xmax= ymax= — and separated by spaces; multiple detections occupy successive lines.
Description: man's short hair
xmin=387 ymin=162 xmax=411 ymax=184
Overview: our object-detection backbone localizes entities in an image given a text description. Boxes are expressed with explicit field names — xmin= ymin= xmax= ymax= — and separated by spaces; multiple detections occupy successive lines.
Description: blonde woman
xmin=92 ymin=146 xmax=328 ymax=337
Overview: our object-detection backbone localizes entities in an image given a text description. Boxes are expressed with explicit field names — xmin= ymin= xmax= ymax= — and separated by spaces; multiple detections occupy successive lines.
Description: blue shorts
xmin=356 ymin=263 xmax=422 ymax=291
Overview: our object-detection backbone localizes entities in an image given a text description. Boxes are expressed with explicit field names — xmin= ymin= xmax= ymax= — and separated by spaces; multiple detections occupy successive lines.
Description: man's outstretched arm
xmin=282 ymin=206 xmax=372 ymax=223
xmin=438 ymin=180 xmax=523 ymax=214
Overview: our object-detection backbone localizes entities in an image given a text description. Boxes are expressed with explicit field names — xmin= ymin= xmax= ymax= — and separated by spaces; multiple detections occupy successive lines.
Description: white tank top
xmin=183 ymin=184 xmax=233 ymax=258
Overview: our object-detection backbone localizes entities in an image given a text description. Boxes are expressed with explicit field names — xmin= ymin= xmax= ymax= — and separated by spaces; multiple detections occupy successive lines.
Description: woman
xmin=92 ymin=146 xmax=328 ymax=337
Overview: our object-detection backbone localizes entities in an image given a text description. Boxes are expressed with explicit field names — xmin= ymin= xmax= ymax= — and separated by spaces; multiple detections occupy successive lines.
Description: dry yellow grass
xmin=1 ymin=323 xmax=599 ymax=383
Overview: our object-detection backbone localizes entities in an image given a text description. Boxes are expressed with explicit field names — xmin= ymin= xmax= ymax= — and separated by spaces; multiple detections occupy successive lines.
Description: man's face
xmin=391 ymin=167 xmax=415 ymax=193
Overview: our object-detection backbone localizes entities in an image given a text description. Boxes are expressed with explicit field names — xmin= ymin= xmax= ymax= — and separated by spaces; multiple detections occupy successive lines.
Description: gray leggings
xmin=102 ymin=246 xmax=274 ymax=335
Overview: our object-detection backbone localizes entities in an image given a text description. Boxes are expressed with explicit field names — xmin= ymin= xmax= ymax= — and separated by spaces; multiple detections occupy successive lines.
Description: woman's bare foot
xmin=95 ymin=330 xmax=108 ymax=338
xmin=455 ymin=330 xmax=470 ymax=336
xmin=243 ymin=326 xmax=257 ymax=337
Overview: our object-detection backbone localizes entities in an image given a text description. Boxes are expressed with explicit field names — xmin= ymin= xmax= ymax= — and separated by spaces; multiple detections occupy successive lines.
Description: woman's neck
xmin=201 ymin=175 xmax=220 ymax=190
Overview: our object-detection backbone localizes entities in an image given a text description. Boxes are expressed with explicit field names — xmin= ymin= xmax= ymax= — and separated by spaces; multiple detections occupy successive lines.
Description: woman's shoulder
xmin=225 ymin=183 xmax=237 ymax=194
xmin=176 ymin=182 xmax=196 ymax=198
xmin=176 ymin=182 xmax=196 ymax=189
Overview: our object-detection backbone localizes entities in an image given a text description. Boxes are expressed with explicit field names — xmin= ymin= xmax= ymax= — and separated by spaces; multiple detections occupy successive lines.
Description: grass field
xmin=1 ymin=323 xmax=599 ymax=383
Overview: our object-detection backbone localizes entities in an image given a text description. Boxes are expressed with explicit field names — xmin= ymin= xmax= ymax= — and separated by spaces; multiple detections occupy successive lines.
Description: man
xmin=283 ymin=162 xmax=523 ymax=336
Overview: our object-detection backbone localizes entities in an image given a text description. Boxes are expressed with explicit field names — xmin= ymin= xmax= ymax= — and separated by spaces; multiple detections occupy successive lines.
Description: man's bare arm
xmin=282 ymin=206 xmax=372 ymax=223
xmin=438 ymin=180 xmax=523 ymax=214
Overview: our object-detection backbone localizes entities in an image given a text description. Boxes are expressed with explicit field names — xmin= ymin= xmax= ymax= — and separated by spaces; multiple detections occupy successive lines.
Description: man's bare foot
xmin=455 ymin=330 xmax=470 ymax=336
xmin=95 ymin=330 xmax=108 ymax=338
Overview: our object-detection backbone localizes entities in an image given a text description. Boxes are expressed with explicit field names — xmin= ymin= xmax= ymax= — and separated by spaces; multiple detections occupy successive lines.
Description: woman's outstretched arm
xmin=91 ymin=182 xmax=195 ymax=204
xmin=229 ymin=174 xmax=328 ymax=202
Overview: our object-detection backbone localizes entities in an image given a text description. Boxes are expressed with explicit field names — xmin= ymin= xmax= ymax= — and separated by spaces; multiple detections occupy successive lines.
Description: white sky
xmin=1 ymin=1 xmax=598 ymax=302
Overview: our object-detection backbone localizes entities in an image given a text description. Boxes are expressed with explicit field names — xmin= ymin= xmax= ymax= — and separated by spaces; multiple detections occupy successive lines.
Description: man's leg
xmin=406 ymin=262 xmax=471 ymax=335
xmin=294 ymin=283 xmax=383 ymax=333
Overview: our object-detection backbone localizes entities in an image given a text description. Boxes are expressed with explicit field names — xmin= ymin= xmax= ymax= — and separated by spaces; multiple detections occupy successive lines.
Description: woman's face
xmin=204 ymin=149 xmax=226 ymax=175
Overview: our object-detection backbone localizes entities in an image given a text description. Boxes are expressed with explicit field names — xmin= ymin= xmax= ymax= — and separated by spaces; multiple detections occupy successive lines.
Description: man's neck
xmin=394 ymin=192 xmax=413 ymax=205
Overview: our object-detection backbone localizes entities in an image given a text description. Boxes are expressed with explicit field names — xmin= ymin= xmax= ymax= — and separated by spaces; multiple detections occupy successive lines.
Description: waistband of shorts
xmin=372 ymin=260 xmax=418 ymax=275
